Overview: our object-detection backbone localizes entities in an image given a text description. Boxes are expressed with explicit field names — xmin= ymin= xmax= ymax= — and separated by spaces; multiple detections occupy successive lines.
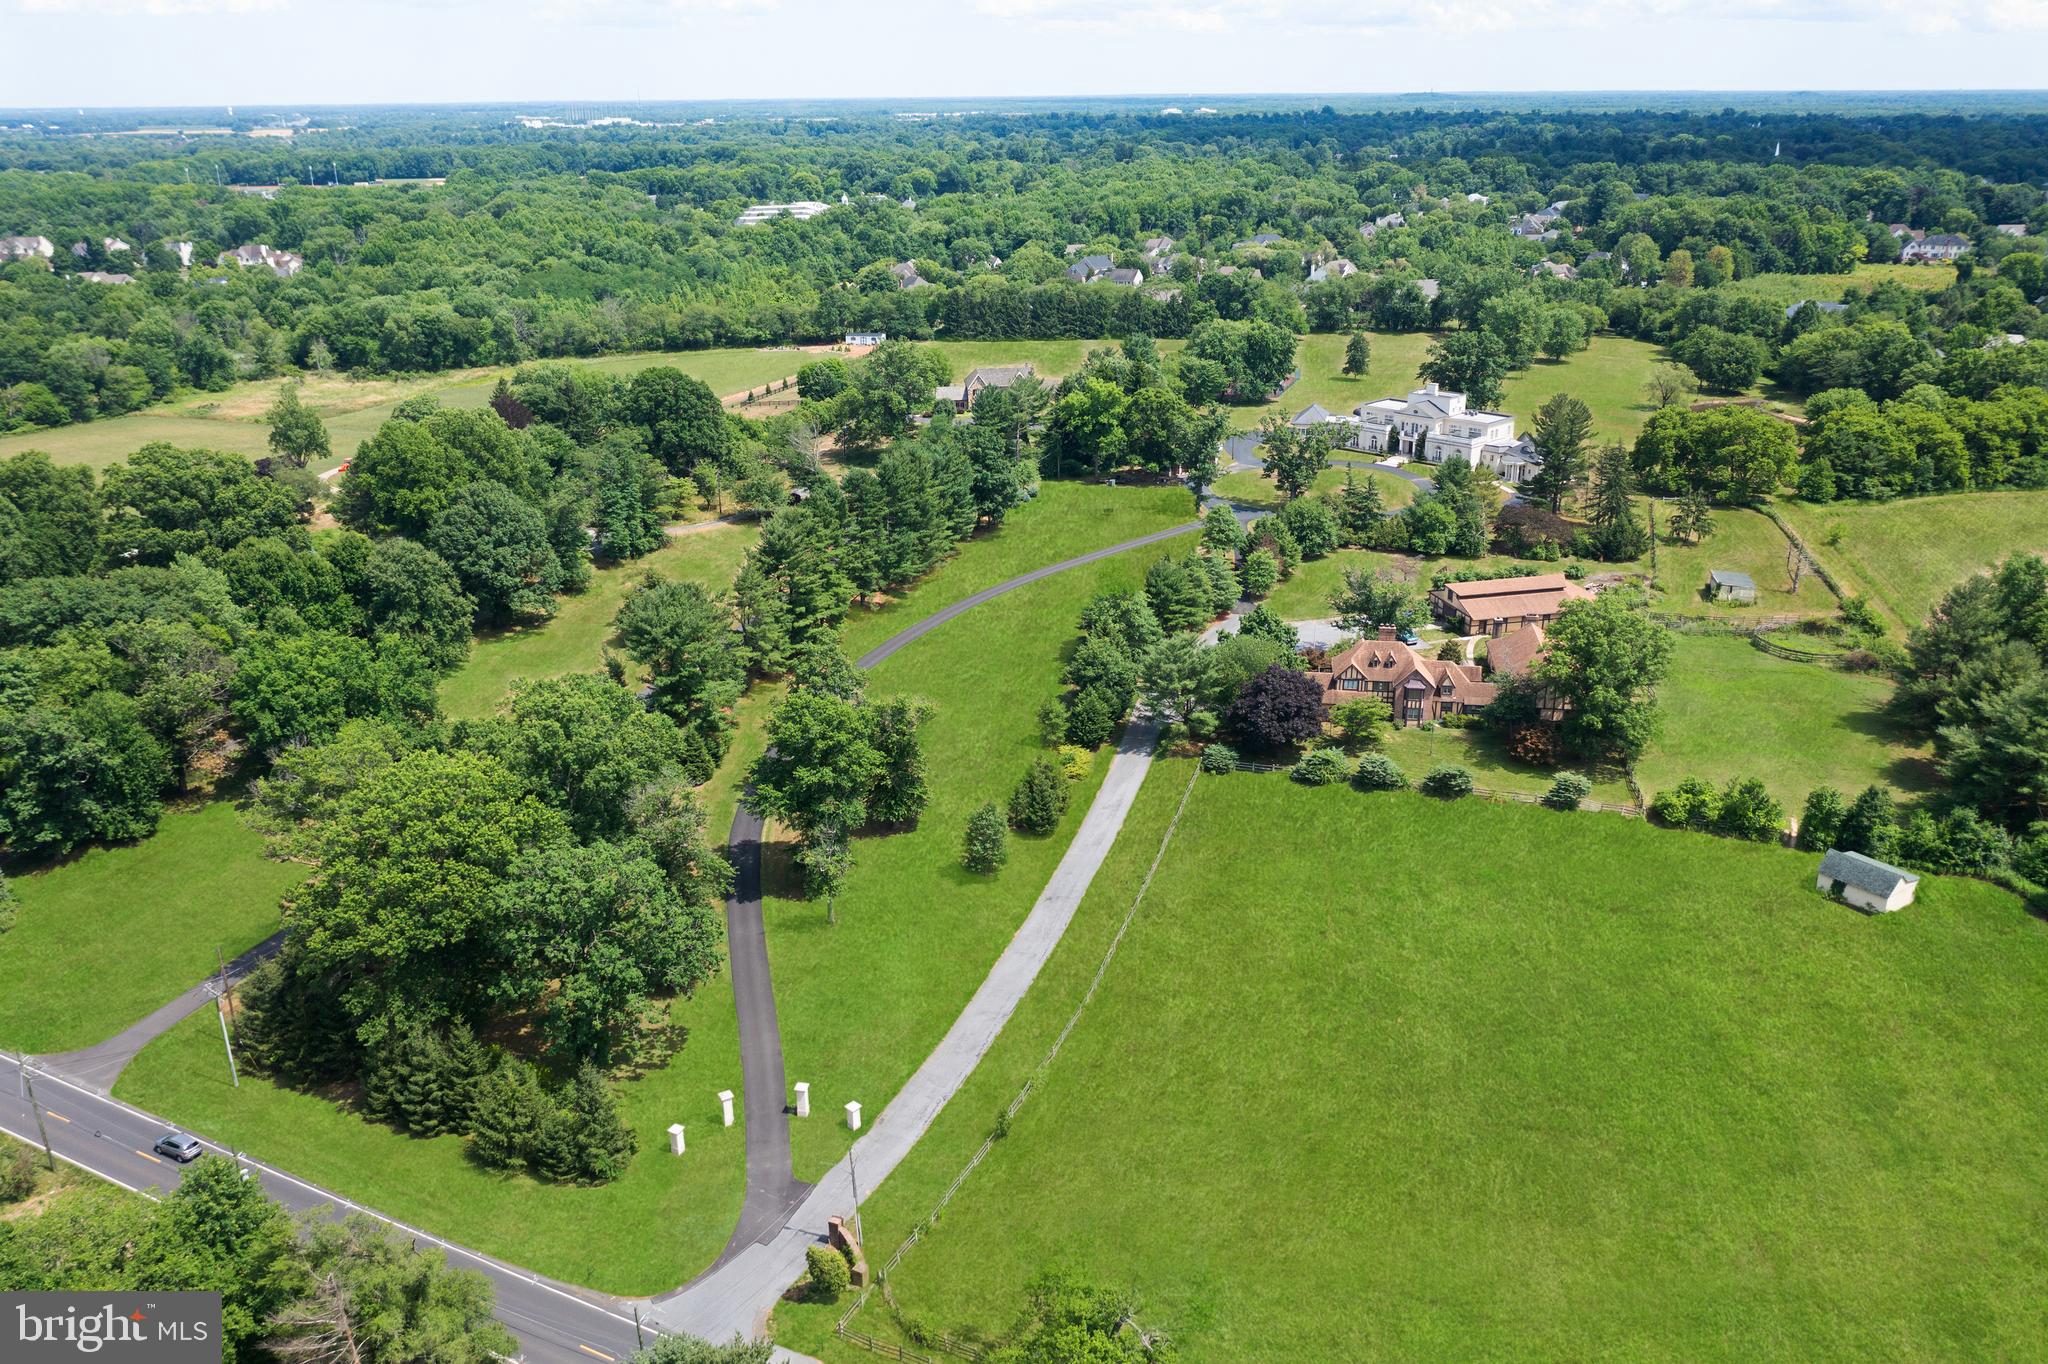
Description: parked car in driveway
xmin=153 ymin=1131 xmax=202 ymax=1163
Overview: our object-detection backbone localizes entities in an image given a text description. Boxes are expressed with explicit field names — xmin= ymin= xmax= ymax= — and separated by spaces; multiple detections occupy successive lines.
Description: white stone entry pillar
xmin=845 ymin=1100 xmax=862 ymax=1131
xmin=794 ymin=1082 xmax=810 ymax=1118
xmin=667 ymin=1123 xmax=686 ymax=1155
xmin=718 ymin=1090 xmax=736 ymax=1127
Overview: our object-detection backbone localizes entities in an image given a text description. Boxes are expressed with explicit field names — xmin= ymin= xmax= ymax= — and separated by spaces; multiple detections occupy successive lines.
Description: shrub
xmin=806 ymin=1243 xmax=852 ymax=1301
xmin=1055 ymin=745 xmax=1094 ymax=782
xmin=1542 ymin=771 xmax=1593 ymax=811
xmin=1650 ymin=776 xmax=1720 ymax=831
xmin=1199 ymin=742 xmax=1239 ymax=774
xmin=0 ymin=1141 xmax=36 ymax=1203
xmin=1292 ymin=749 xmax=1351 ymax=786
xmin=1035 ymin=697 xmax=1069 ymax=746
xmin=1352 ymin=753 xmax=1407 ymax=790
xmin=963 ymin=801 xmax=1008 ymax=874
xmin=1008 ymin=758 xmax=1069 ymax=834
xmin=1420 ymin=764 xmax=1475 ymax=798
xmin=1507 ymin=724 xmax=1561 ymax=766
xmin=1796 ymin=786 xmax=1846 ymax=851
xmin=1712 ymin=777 xmax=1785 ymax=843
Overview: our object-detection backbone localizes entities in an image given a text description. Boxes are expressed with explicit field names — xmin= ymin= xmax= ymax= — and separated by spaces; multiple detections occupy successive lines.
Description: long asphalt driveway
xmin=687 ymin=516 xmax=1201 ymax=1304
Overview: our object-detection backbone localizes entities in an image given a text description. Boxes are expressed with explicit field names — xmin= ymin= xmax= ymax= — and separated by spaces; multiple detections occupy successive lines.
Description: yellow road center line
xmin=44 ymin=1110 xmax=70 ymax=1123
xmin=135 ymin=1149 xmax=161 ymax=1164
xmin=577 ymin=1347 xmax=615 ymax=1361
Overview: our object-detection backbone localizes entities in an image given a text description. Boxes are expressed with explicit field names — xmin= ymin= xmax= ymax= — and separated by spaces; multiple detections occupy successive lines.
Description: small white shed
xmin=1817 ymin=848 xmax=1919 ymax=913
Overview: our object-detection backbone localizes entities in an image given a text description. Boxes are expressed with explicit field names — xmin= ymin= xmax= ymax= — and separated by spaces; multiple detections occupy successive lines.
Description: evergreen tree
xmin=593 ymin=438 xmax=668 ymax=560
xmin=1837 ymin=785 xmax=1898 ymax=858
xmin=963 ymin=801 xmax=1009 ymax=874
xmin=565 ymin=1065 xmax=637 ymax=1183
xmin=1337 ymin=471 xmax=1384 ymax=545
xmin=469 ymin=1059 xmax=548 ymax=1172
xmin=1343 ymin=331 xmax=1371 ymax=376
xmin=1201 ymin=503 xmax=1244 ymax=555
xmin=1527 ymin=392 xmax=1594 ymax=514
xmin=1587 ymin=444 xmax=1650 ymax=561
xmin=865 ymin=696 xmax=934 ymax=828
xmin=1065 ymin=689 xmax=1115 ymax=747
xmin=1008 ymin=758 xmax=1070 ymax=835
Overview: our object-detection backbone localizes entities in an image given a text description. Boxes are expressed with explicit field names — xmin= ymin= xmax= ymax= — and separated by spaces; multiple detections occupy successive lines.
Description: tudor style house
xmin=1311 ymin=625 xmax=1495 ymax=726
xmin=1430 ymin=572 xmax=1591 ymax=637
xmin=1291 ymin=383 xmax=1543 ymax=483
xmin=935 ymin=363 xmax=1035 ymax=413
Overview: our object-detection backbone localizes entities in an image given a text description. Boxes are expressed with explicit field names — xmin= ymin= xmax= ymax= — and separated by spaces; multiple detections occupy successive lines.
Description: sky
xmin=4 ymin=0 xmax=2047 ymax=108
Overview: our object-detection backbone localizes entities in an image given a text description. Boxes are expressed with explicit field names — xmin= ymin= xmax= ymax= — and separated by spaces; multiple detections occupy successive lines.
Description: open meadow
xmin=777 ymin=767 xmax=2048 ymax=1362
xmin=1637 ymin=633 xmax=1933 ymax=809
xmin=1779 ymin=491 xmax=2048 ymax=632
xmin=0 ymin=800 xmax=303 ymax=1054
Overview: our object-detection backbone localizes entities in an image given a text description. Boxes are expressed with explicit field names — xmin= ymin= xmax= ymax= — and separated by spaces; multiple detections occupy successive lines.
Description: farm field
xmin=778 ymin=768 xmax=2047 ymax=1362
xmin=1636 ymin=633 xmax=1933 ymax=809
xmin=118 ymin=942 xmax=748 ymax=1295
xmin=0 ymin=346 xmax=822 ymax=471
xmin=0 ymin=801 xmax=303 ymax=1053
xmin=438 ymin=521 xmax=758 ymax=719
xmin=1778 ymin=491 xmax=2048 ymax=632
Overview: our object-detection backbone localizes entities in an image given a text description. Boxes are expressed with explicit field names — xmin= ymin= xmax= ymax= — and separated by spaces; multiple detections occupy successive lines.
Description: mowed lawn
xmin=1645 ymin=503 xmax=1837 ymax=619
xmin=1779 ymin=491 xmax=2048 ymax=632
xmin=0 ymin=347 xmax=820 ymax=472
xmin=0 ymin=801 xmax=303 ymax=1053
xmin=1227 ymin=332 xmax=1722 ymax=444
xmin=777 ymin=534 xmax=1189 ymax=1181
xmin=439 ymin=522 xmax=758 ymax=719
xmin=1637 ymin=633 xmax=1933 ymax=809
xmin=1211 ymin=465 xmax=1415 ymax=513
xmin=779 ymin=768 xmax=2048 ymax=1362
xmin=118 ymin=948 xmax=748 ymax=1295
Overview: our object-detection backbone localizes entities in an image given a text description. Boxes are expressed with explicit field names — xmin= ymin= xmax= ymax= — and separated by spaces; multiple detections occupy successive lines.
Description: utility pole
xmin=632 ymin=1306 xmax=645 ymax=1351
xmin=21 ymin=1065 xmax=56 ymax=1172
xmin=214 ymin=947 xmax=239 ymax=1088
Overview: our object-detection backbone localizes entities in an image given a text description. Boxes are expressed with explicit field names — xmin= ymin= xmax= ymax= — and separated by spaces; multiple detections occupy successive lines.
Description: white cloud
xmin=14 ymin=0 xmax=286 ymax=12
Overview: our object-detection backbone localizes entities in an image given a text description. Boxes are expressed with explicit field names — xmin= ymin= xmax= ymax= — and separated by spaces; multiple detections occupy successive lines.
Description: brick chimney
xmin=1378 ymin=624 xmax=1398 ymax=643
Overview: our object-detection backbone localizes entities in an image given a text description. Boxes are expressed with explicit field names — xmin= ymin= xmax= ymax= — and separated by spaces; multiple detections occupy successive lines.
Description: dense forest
xmin=2 ymin=103 xmax=2044 ymax=434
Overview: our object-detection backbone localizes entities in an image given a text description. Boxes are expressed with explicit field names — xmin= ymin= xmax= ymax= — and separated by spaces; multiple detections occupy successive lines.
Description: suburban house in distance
xmin=0 ymin=234 xmax=56 ymax=261
xmin=734 ymin=201 xmax=830 ymax=226
xmin=1901 ymin=233 xmax=1968 ymax=263
xmin=1311 ymin=626 xmax=1495 ymax=726
xmin=1430 ymin=572 xmax=1591 ymax=637
xmin=1292 ymin=383 xmax=1544 ymax=483
xmin=1817 ymin=849 xmax=1919 ymax=913
xmin=218 ymin=243 xmax=304 ymax=277
xmin=935 ymin=363 xmax=1035 ymax=413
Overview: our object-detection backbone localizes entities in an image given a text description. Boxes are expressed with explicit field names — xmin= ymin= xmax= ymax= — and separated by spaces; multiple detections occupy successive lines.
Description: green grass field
xmin=1645 ymin=503 xmax=1838 ymax=620
xmin=0 ymin=801 xmax=303 ymax=1053
xmin=1211 ymin=465 xmax=1415 ymax=513
xmin=438 ymin=522 xmax=758 ymax=719
xmin=1779 ymin=491 xmax=2048 ymax=632
xmin=118 ymin=950 xmax=747 ymax=1294
xmin=0 ymin=348 xmax=819 ymax=472
xmin=1377 ymin=724 xmax=1635 ymax=805
xmin=1228 ymin=332 xmax=1744 ymax=444
xmin=1637 ymin=633 xmax=1932 ymax=809
xmin=777 ymin=768 xmax=2047 ymax=1362
xmin=1720 ymin=262 xmax=1959 ymax=309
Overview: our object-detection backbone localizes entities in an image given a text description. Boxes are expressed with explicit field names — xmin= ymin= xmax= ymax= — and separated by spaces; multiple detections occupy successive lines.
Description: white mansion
xmin=1289 ymin=383 xmax=1543 ymax=484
